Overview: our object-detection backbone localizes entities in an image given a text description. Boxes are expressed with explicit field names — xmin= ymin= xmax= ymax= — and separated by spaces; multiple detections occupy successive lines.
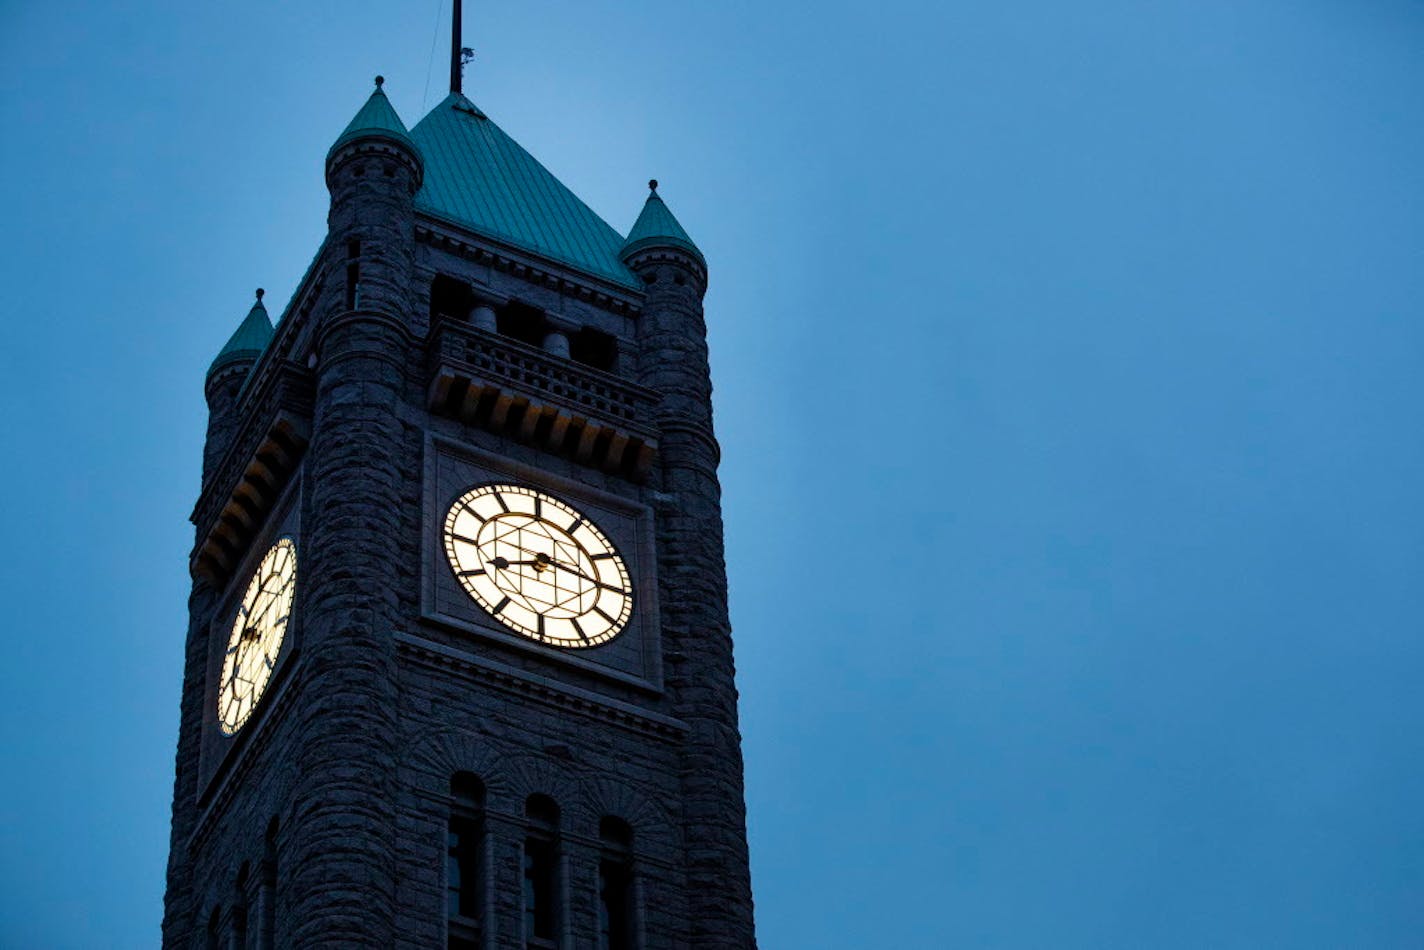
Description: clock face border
xmin=217 ymin=535 xmax=298 ymax=736
xmin=443 ymin=483 xmax=634 ymax=648
xmin=422 ymin=436 xmax=663 ymax=693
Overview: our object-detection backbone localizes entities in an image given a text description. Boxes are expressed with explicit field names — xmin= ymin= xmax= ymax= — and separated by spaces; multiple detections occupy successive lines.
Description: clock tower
xmin=163 ymin=39 xmax=756 ymax=949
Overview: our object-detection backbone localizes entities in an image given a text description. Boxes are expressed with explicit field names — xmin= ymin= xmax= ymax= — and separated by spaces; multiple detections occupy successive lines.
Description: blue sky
xmin=2 ymin=1 xmax=1422 ymax=946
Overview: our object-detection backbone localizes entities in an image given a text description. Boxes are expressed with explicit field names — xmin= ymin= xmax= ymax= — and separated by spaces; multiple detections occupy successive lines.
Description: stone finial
xmin=375 ymin=75 xmax=385 ymax=88
xmin=648 ymin=179 xmax=658 ymax=193
xmin=255 ymin=288 xmax=265 ymax=301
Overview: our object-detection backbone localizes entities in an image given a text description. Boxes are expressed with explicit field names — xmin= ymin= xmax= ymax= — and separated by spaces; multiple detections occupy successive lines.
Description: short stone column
xmin=470 ymin=304 xmax=498 ymax=332
xmin=542 ymin=329 xmax=570 ymax=358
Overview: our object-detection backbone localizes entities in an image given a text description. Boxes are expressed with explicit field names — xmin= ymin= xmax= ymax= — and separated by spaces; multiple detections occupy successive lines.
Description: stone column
xmin=630 ymin=251 xmax=756 ymax=948
xmin=470 ymin=304 xmax=498 ymax=332
xmin=285 ymin=306 xmax=408 ymax=946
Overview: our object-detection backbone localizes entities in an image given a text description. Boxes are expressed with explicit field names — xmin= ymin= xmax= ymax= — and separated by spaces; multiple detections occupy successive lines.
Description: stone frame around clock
xmin=421 ymin=434 xmax=663 ymax=693
xmin=196 ymin=472 xmax=304 ymax=800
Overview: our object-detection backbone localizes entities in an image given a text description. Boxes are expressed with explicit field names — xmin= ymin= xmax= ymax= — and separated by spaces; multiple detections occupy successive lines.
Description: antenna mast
xmin=450 ymin=0 xmax=463 ymax=94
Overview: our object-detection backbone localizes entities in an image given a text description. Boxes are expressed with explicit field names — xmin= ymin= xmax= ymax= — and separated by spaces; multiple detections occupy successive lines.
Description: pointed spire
xmin=327 ymin=75 xmax=418 ymax=161
xmin=208 ymin=288 xmax=275 ymax=378
xmin=621 ymin=180 xmax=704 ymax=267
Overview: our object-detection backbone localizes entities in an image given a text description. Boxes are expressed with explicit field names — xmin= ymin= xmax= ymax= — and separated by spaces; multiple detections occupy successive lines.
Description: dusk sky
xmin=2 ymin=1 xmax=1423 ymax=946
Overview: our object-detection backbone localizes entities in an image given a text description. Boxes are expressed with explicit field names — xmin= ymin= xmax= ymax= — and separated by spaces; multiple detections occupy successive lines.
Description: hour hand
xmin=488 ymin=556 xmax=545 ymax=570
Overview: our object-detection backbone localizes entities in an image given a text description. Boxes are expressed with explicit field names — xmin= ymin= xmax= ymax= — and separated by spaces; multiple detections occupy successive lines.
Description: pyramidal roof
xmin=329 ymin=76 xmax=416 ymax=159
xmin=411 ymin=92 xmax=639 ymax=289
xmin=621 ymin=181 xmax=704 ymax=267
xmin=209 ymin=290 xmax=274 ymax=377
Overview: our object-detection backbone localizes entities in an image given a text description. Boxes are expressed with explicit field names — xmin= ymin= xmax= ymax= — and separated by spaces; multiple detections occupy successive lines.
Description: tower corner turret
xmin=621 ymin=179 xmax=708 ymax=295
xmin=203 ymin=288 xmax=273 ymax=480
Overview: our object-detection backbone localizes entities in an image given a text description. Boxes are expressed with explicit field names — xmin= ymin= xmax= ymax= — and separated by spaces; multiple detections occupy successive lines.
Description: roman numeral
xmin=458 ymin=568 xmax=486 ymax=577
xmin=462 ymin=503 xmax=487 ymax=523
xmin=491 ymin=596 xmax=510 ymax=615
xmin=570 ymin=617 xmax=588 ymax=642
xmin=536 ymin=615 xmax=546 ymax=638
xmin=451 ymin=533 xmax=481 ymax=546
xmin=534 ymin=496 xmax=542 ymax=519
xmin=568 ymin=517 xmax=583 ymax=534
xmin=591 ymin=552 xmax=614 ymax=560
xmin=494 ymin=492 xmax=509 ymax=513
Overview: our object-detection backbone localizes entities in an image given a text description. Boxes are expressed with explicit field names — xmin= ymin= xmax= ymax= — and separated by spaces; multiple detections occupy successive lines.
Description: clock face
xmin=217 ymin=537 xmax=296 ymax=736
xmin=443 ymin=484 xmax=633 ymax=648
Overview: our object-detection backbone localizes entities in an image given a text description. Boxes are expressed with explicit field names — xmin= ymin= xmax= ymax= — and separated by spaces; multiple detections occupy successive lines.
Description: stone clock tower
xmin=163 ymin=51 xmax=755 ymax=949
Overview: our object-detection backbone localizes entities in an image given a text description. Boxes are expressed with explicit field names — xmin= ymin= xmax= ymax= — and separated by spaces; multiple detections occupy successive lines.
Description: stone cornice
xmin=415 ymin=215 xmax=645 ymax=318
xmin=395 ymin=632 xmax=688 ymax=743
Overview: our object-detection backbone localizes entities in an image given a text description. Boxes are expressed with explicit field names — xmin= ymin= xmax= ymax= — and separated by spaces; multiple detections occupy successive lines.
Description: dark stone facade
xmin=163 ymin=99 xmax=756 ymax=947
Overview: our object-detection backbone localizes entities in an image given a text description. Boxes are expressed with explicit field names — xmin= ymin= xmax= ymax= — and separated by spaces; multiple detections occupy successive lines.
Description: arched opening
xmin=598 ymin=817 xmax=635 ymax=950
xmin=523 ymin=794 xmax=561 ymax=945
xmin=447 ymin=772 xmax=486 ymax=950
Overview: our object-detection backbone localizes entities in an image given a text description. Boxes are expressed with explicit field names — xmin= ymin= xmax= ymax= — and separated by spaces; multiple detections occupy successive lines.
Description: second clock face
xmin=218 ymin=537 xmax=296 ymax=736
xmin=443 ymin=484 xmax=632 ymax=647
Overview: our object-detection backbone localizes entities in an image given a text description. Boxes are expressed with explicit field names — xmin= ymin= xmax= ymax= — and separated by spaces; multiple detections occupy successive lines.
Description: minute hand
xmin=548 ymin=559 xmax=621 ymax=590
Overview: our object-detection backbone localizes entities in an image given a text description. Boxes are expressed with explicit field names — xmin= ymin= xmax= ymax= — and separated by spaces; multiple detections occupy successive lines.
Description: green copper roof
xmin=621 ymin=181 xmax=704 ymax=267
xmin=328 ymin=76 xmax=416 ymax=160
xmin=209 ymin=290 xmax=274 ymax=377
xmin=411 ymin=93 xmax=638 ymax=289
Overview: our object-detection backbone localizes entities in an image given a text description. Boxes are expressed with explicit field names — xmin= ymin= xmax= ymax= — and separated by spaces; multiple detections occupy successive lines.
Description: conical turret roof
xmin=208 ymin=290 xmax=274 ymax=377
xmin=328 ymin=76 xmax=417 ymax=160
xmin=621 ymin=181 xmax=704 ymax=267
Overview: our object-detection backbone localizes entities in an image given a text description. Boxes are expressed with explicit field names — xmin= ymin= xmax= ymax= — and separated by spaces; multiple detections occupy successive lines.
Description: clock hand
xmin=488 ymin=553 xmax=618 ymax=590
xmin=489 ymin=556 xmax=545 ymax=569
xmin=538 ymin=556 xmax=621 ymax=591
xmin=489 ymin=554 xmax=559 ymax=571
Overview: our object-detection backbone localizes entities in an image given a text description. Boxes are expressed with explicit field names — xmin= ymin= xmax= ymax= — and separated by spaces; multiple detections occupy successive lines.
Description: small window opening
xmin=523 ymin=795 xmax=561 ymax=946
xmin=598 ymin=818 xmax=634 ymax=950
xmin=447 ymin=773 xmax=485 ymax=950
xmin=497 ymin=302 xmax=546 ymax=349
xmin=344 ymin=240 xmax=362 ymax=310
xmin=205 ymin=907 xmax=222 ymax=950
xmin=233 ymin=864 xmax=250 ymax=949
xmin=430 ymin=275 xmax=472 ymax=323
xmin=260 ymin=818 xmax=278 ymax=947
xmin=570 ymin=327 xmax=619 ymax=372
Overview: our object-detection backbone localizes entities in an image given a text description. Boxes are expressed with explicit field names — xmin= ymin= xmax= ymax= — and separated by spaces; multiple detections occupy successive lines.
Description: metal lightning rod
xmin=450 ymin=0 xmax=463 ymax=94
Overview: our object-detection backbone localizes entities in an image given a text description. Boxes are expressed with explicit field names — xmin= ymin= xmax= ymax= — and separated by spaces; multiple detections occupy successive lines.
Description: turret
xmin=621 ymin=179 xmax=706 ymax=283
xmin=285 ymin=76 xmax=422 ymax=943
xmin=324 ymin=75 xmax=422 ymax=321
xmin=203 ymin=288 xmax=273 ymax=481
xmin=624 ymin=182 xmax=758 ymax=943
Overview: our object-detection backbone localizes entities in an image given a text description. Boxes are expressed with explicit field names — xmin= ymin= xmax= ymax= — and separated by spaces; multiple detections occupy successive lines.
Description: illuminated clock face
xmin=443 ymin=484 xmax=632 ymax=647
xmin=217 ymin=537 xmax=296 ymax=736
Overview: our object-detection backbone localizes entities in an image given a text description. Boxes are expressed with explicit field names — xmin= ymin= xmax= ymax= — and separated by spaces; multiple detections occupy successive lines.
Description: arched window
xmin=447 ymin=772 xmax=486 ymax=950
xmin=523 ymin=794 xmax=561 ymax=946
xmin=598 ymin=818 xmax=635 ymax=950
